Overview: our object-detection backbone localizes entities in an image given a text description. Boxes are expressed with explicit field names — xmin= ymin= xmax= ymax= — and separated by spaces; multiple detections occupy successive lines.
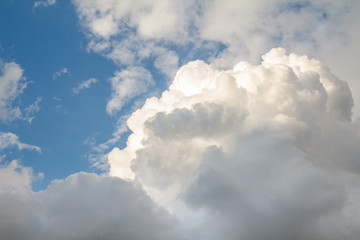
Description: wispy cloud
xmin=23 ymin=97 xmax=43 ymax=123
xmin=52 ymin=67 xmax=70 ymax=80
xmin=106 ymin=67 xmax=154 ymax=114
xmin=0 ymin=132 xmax=41 ymax=153
xmin=72 ymin=78 xmax=98 ymax=94
xmin=33 ymin=0 xmax=56 ymax=9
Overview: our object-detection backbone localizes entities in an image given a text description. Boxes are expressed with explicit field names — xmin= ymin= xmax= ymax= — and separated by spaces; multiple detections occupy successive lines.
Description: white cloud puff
xmin=108 ymin=48 xmax=360 ymax=239
xmin=0 ymin=61 xmax=27 ymax=122
xmin=106 ymin=67 xmax=154 ymax=114
xmin=0 ymin=59 xmax=42 ymax=123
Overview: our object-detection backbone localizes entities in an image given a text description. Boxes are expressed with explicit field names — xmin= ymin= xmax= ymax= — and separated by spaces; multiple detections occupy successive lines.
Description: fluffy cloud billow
xmin=108 ymin=48 xmax=360 ymax=239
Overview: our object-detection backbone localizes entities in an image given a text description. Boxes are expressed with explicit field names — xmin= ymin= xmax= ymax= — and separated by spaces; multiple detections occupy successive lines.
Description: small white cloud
xmin=72 ymin=78 xmax=98 ymax=94
xmin=23 ymin=97 xmax=43 ymax=123
xmin=0 ymin=132 xmax=41 ymax=153
xmin=52 ymin=67 xmax=70 ymax=80
xmin=106 ymin=67 xmax=154 ymax=115
xmin=53 ymin=96 xmax=61 ymax=101
xmin=33 ymin=0 xmax=56 ymax=9
xmin=0 ymin=60 xmax=28 ymax=123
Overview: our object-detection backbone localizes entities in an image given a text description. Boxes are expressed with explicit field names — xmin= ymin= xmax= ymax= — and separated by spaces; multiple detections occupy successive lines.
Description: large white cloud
xmin=1 ymin=48 xmax=360 ymax=240
xmin=70 ymin=0 xmax=360 ymax=237
xmin=108 ymin=48 xmax=360 ymax=239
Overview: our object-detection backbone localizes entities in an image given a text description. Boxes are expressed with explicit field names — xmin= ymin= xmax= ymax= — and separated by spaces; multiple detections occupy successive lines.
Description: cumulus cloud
xmin=72 ymin=78 xmax=98 ymax=94
xmin=108 ymin=48 xmax=360 ymax=239
xmin=0 ymin=162 xmax=178 ymax=240
xmin=0 ymin=132 xmax=41 ymax=153
xmin=52 ymin=67 xmax=70 ymax=80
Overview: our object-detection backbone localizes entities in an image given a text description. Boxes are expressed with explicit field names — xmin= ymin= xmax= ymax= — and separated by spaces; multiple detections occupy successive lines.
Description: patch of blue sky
xmin=0 ymin=0 xmax=122 ymax=191
xmin=278 ymin=1 xmax=313 ymax=13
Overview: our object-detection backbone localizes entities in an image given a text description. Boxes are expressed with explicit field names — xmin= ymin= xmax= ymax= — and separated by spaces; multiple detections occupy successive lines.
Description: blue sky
xmin=0 ymin=0 xmax=119 ymax=189
xmin=1 ymin=1 xmax=360 ymax=239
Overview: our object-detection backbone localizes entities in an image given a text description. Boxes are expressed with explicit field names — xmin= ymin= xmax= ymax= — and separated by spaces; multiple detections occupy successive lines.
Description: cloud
xmin=108 ymin=48 xmax=360 ymax=239
xmin=106 ymin=67 xmax=154 ymax=115
xmin=52 ymin=67 xmax=70 ymax=80
xmin=0 ymin=132 xmax=41 ymax=153
xmin=72 ymin=78 xmax=98 ymax=94
xmin=23 ymin=97 xmax=43 ymax=123
xmin=0 ymin=59 xmax=42 ymax=123
xmin=33 ymin=0 xmax=56 ymax=9
xmin=72 ymin=0 xmax=360 ymax=117
xmin=0 ymin=60 xmax=28 ymax=122
xmin=0 ymin=160 xmax=34 ymax=193
xmin=0 ymin=162 xmax=179 ymax=240
xmin=1 ymin=48 xmax=360 ymax=239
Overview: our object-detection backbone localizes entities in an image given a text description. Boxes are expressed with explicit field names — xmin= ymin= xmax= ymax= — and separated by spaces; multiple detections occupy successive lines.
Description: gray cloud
xmin=0 ymin=169 xmax=179 ymax=240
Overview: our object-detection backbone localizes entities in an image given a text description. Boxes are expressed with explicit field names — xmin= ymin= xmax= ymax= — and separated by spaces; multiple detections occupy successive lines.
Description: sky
xmin=1 ymin=0 xmax=360 ymax=239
